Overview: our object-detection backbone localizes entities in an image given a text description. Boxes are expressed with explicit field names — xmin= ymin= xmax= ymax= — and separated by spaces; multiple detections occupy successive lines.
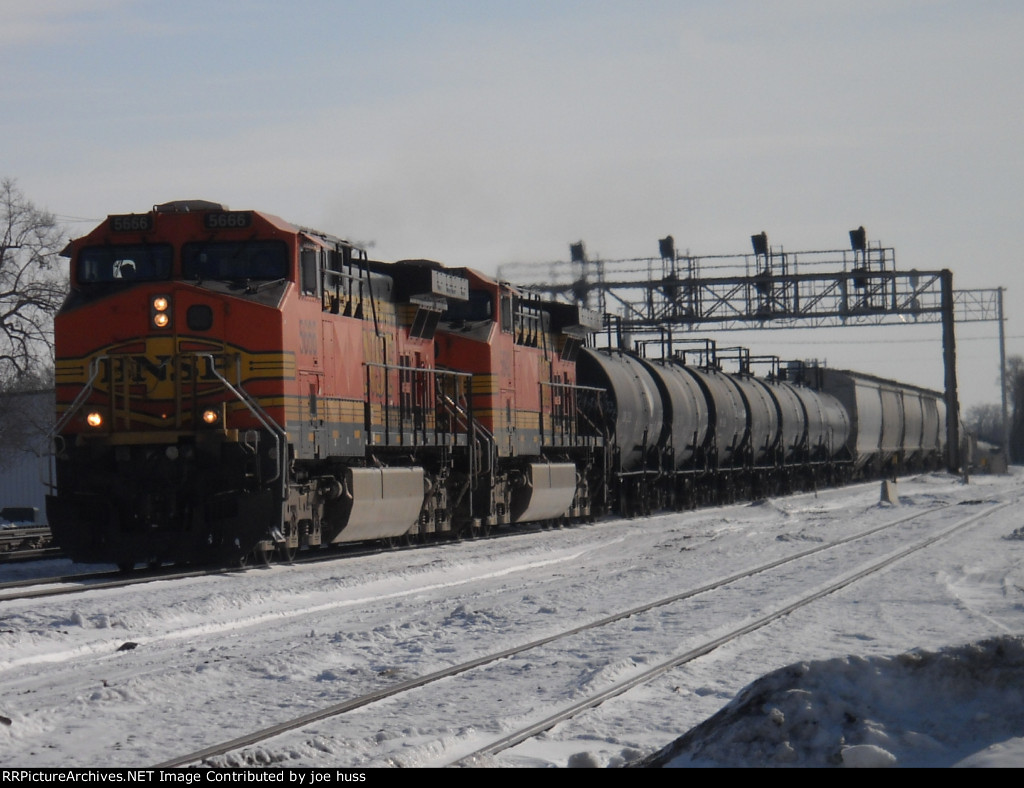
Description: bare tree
xmin=1006 ymin=355 xmax=1024 ymax=463
xmin=965 ymin=402 xmax=1003 ymax=445
xmin=0 ymin=178 xmax=67 ymax=379
xmin=0 ymin=368 xmax=54 ymax=470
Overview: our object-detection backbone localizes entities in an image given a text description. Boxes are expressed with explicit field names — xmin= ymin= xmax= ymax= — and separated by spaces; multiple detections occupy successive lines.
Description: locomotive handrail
xmin=195 ymin=353 xmax=285 ymax=488
xmin=49 ymin=355 xmax=106 ymax=439
xmin=539 ymin=381 xmax=605 ymax=394
xmin=363 ymin=361 xmax=474 ymax=382
xmin=364 ymin=359 xmax=495 ymax=520
xmin=43 ymin=355 xmax=108 ymax=493
xmin=363 ymin=361 xmax=475 ymax=448
xmin=538 ymin=380 xmax=606 ymax=447
xmin=321 ymin=264 xmax=366 ymax=317
xmin=357 ymin=258 xmax=382 ymax=339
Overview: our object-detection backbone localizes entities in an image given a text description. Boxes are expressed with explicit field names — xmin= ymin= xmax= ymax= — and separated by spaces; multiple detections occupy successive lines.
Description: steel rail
xmin=449 ymin=499 xmax=1013 ymax=766
xmin=154 ymin=498 xmax=963 ymax=768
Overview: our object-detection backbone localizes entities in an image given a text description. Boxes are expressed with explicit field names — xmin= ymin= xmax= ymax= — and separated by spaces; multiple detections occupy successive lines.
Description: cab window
xmin=443 ymin=290 xmax=493 ymax=322
xmin=500 ymin=294 xmax=513 ymax=333
xmin=182 ymin=240 xmax=288 ymax=281
xmin=77 ymin=244 xmax=173 ymax=283
xmin=300 ymin=249 xmax=319 ymax=296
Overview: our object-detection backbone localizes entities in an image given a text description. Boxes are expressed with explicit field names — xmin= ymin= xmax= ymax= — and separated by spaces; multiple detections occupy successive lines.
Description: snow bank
xmin=636 ymin=636 xmax=1024 ymax=768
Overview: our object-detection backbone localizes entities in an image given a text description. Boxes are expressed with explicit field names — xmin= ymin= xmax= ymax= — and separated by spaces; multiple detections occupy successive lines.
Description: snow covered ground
xmin=2 ymin=470 xmax=1024 ymax=768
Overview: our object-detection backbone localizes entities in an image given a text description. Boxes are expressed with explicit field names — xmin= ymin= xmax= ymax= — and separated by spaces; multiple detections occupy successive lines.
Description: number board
xmin=109 ymin=214 xmax=155 ymax=233
xmin=203 ymin=211 xmax=254 ymax=230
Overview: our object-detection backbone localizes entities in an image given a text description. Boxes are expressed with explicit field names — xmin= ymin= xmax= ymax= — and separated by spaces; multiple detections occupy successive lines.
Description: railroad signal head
xmin=659 ymin=236 xmax=675 ymax=261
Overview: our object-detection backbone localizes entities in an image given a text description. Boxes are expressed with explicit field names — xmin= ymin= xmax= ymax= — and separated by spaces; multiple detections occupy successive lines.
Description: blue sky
xmin=3 ymin=1 xmax=1022 ymax=408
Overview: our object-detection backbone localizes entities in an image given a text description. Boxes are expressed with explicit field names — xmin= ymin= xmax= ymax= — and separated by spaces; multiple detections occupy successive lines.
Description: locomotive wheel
xmin=458 ymin=519 xmax=490 ymax=540
xmin=237 ymin=543 xmax=272 ymax=568
xmin=384 ymin=530 xmax=416 ymax=548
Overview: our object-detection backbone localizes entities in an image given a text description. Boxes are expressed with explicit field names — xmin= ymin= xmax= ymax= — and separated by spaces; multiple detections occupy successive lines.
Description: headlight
xmin=150 ymin=295 xmax=171 ymax=329
xmin=86 ymin=412 xmax=103 ymax=428
xmin=202 ymin=409 xmax=220 ymax=425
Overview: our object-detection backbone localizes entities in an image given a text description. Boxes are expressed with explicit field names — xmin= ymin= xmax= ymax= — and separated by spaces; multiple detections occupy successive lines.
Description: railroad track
xmin=0 ymin=533 xmax=491 ymax=602
xmin=0 ymin=565 xmax=242 ymax=602
xmin=0 ymin=505 xmax=618 ymax=602
xmin=450 ymin=499 xmax=1013 ymax=766
xmin=153 ymin=496 xmax=1007 ymax=768
xmin=0 ymin=481 xmax=883 ymax=598
xmin=0 ymin=546 xmax=63 ymax=563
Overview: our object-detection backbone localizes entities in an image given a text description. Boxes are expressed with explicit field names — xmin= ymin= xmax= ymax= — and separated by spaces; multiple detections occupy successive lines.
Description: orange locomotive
xmin=404 ymin=263 xmax=603 ymax=526
xmin=47 ymin=201 xmax=601 ymax=568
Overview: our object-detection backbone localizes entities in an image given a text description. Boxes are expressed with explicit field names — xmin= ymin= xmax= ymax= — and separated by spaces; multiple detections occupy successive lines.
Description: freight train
xmin=45 ymin=201 xmax=947 ymax=570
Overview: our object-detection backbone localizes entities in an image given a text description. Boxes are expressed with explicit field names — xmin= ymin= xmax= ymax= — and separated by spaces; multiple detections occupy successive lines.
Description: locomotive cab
xmin=48 ymin=202 xmax=306 ymax=567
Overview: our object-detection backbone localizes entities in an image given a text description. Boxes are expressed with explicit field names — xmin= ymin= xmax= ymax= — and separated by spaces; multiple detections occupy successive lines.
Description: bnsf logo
xmin=58 ymin=339 xmax=292 ymax=400
xmin=93 ymin=353 xmax=225 ymax=400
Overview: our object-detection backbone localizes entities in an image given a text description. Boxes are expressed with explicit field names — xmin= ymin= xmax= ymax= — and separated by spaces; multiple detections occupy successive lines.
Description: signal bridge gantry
xmin=498 ymin=231 xmax=1008 ymax=474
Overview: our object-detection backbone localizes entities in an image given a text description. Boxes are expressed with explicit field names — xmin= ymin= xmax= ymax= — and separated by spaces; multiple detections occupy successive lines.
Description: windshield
xmin=77 ymin=244 xmax=173 ymax=283
xmin=182 ymin=240 xmax=289 ymax=281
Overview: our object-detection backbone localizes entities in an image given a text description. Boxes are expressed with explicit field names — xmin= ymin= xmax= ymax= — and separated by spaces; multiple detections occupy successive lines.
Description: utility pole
xmin=940 ymin=269 xmax=960 ymax=472
xmin=999 ymin=287 xmax=1009 ymax=457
